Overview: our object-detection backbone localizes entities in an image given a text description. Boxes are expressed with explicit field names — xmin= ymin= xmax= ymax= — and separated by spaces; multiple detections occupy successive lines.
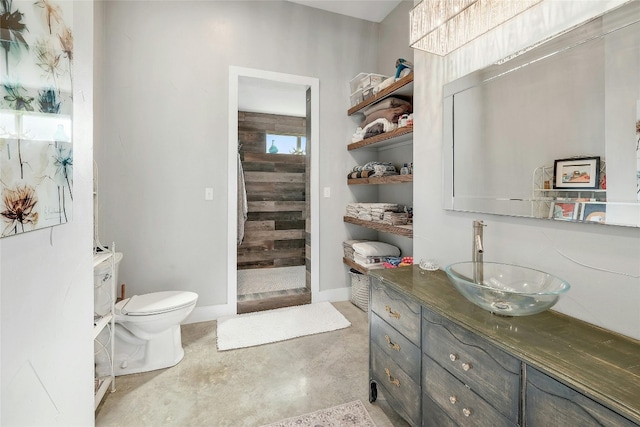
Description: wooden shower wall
xmin=237 ymin=111 xmax=307 ymax=270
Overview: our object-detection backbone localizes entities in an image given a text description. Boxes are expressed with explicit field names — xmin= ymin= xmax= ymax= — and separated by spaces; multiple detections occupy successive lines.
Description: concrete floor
xmin=95 ymin=301 xmax=410 ymax=426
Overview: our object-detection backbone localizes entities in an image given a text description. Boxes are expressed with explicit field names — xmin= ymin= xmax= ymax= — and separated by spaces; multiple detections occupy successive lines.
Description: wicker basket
xmin=349 ymin=269 xmax=370 ymax=312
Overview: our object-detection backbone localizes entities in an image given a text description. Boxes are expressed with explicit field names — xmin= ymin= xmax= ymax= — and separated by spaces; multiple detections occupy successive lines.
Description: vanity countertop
xmin=370 ymin=266 xmax=640 ymax=424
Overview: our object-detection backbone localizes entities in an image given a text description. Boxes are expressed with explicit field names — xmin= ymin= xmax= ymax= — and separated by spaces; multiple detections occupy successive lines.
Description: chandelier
xmin=410 ymin=0 xmax=543 ymax=56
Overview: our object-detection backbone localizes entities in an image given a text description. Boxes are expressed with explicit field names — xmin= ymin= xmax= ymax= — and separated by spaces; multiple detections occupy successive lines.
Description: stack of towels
xmin=351 ymin=241 xmax=401 ymax=269
xmin=347 ymin=161 xmax=398 ymax=179
xmin=346 ymin=203 xmax=400 ymax=222
xmin=382 ymin=211 xmax=409 ymax=225
xmin=352 ymin=97 xmax=413 ymax=143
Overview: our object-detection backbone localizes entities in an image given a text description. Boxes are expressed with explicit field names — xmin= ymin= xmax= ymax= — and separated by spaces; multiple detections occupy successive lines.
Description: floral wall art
xmin=0 ymin=0 xmax=73 ymax=238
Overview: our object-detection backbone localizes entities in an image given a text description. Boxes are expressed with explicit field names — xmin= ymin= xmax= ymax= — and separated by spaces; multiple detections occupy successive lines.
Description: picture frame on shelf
xmin=549 ymin=201 xmax=579 ymax=221
xmin=580 ymin=202 xmax=607 ymax=223
xmin=553 ymin=157 xmax=600 ymax=189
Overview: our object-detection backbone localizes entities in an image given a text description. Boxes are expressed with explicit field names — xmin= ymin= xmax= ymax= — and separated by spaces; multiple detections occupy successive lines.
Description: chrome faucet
xmin=472 ymin=220 xmax=485 ymax=283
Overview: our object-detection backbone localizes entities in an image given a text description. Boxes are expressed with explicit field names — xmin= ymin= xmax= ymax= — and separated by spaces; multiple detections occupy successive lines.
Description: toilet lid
xmin=118 ymin=291 xmax=198 ymax=316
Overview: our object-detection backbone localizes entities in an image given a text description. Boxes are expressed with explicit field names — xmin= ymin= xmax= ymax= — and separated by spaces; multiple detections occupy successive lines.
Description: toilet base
xmin=97 ymin=324 xmax=186 ymax=376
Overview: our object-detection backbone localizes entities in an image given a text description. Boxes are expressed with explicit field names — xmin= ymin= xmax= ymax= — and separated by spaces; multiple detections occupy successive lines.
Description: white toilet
xmin=94 ymin=253 xmax=198 ymax=376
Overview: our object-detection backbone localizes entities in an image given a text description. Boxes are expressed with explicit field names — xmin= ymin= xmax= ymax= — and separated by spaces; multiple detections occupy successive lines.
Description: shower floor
xmin=237 ymin=265 xmax=310 ymax=313
xmin=237 ymin=265 xmax=306 ymax=296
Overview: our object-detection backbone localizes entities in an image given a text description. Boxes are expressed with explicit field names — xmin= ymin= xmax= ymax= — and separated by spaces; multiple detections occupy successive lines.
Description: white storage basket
xmin=349 ymin=269 xmax=370 ymax=312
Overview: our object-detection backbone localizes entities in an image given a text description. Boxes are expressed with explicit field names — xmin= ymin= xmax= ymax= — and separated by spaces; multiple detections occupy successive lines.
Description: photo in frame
xmin=553 ymin=157 xmax=600 ymax=189
xmin=581 ymin=202 xmax=607 ymax=223
xmin=549 ymin=201 xmax=579 ymax=221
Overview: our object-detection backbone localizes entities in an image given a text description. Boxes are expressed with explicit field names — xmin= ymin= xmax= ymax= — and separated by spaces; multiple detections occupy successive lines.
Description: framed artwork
xmin=581 ymin=202 xmax=606 ymax=223
xmin=0 ymin=0 xmax=73 ymax=238
xmin=549 ymin=201 xmax=579 ymax=221
xmin=553 ymin=157 xmax=600 ymax=189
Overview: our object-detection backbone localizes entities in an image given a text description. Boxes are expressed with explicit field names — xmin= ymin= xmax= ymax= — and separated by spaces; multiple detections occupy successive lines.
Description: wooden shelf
xmin=347 ymin=126 xmax=413 ymax=151
xmin=348 ymin=174 xmax=412 ymax=185
xmin=348 ymin=73 xmax=414 ymax=116
xmin=343 ymin=216 xmax=413 ymax=237
xmin=343 ymin=257 xmax=370 ymax=274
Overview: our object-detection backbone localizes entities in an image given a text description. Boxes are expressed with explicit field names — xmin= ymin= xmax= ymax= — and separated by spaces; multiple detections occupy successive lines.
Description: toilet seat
xmin=117 ymin=291 xmax=198 ymax=316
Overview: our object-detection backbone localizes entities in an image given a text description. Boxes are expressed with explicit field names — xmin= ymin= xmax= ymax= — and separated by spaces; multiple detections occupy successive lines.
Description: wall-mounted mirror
xmin=443 ymin=1 xmax=640 ymax=227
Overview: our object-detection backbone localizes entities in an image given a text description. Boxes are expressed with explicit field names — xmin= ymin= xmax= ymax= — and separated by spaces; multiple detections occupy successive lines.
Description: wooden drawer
xmin=422 ymin=393 xmax=457 ymax=427
xmin=423 ymin=355 xmax=517 ymax=427
xmin=422 ymin=309 xmax=520 ymax=422
xmin=526 ymin=366 xmax=638 ymax=427
xmin=371 ymin=278 xmax=421 ymax=345
xmin=371 ymin=342 xmax=421 ymax=426
xmin=371 ymin=313 xmax=420 ymax=379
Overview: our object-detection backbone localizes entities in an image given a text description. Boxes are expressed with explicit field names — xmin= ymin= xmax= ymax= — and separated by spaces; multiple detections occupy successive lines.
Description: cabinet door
xmin=371 ymin=313 xmax=421 ymax=379
xmin=422 ymin=309 xmax=520 ymax=422
xmin=422 ymin=392 xmax=457 ymax=427
xmin=371 ymin=279 xmax=421 ymax=345
xmin=526 ymin=366 xmax=638 ymax=427
xmin=423 ymin=355 xmax=517 ymax=427
xmin=371 ymin=342 xmax=421 ymax=426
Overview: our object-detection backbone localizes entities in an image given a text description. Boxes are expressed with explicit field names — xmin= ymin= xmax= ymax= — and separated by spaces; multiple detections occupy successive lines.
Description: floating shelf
xmin=347 ymin=126 xmax=413 ymax=151
xmin=343 ymin=216 xmax=413 ymax=238
xmin=344 ymin=257 xmax=380 ymax=274
xmin=348 ymin=174 xmax=413 ymax=185
xmin=348 ymin=73 xmax=414 ymax=116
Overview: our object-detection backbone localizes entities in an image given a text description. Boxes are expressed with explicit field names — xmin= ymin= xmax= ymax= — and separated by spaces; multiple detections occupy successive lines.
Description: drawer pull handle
xmin=385 ymin=306 xmax=400 ymax=319
xmin=462 ymin=408 xmax=472 ymax=417
xmin=384 ymin=368 xmax=400 ymax=387
xmin=449 ymin=395 xmax=457 ymax=404
xmin=449 ymin=353 xmax=458 ymax=362
xmin=462 ymin=362 xmax=472 ymax=371
xmin=384 ymin=335 xmax=400 ymax=351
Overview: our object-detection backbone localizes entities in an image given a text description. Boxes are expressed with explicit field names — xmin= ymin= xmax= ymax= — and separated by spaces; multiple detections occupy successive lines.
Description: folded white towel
xmin=352 ymin=241 xmax=400 ymax=257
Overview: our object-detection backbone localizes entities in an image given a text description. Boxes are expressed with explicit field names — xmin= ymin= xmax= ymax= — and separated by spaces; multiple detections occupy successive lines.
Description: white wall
xmin=0 ymin=1 xmax=96 ymax=424
xmin=97 ymin=1 xmax=380 ymax=314
xmin=413 ymin=0 xmax=640 ymax=340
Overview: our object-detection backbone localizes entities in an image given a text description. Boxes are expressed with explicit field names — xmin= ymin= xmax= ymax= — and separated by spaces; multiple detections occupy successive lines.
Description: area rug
xmin=237 ymin=266 xmax=306 ymax=295
xmin=216 ymin=302 xmax=351 ymax=351
xmin=261 ymin=400 xmax=376 ymax=427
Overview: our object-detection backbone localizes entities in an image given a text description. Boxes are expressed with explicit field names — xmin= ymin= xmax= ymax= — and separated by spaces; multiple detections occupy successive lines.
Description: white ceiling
xmin=286 ymin=0 xmax=403 ymax=23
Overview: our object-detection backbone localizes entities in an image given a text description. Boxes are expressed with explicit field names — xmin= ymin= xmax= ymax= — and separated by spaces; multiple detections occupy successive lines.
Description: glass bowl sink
xmin=444 ymin=262 xmax=570 ymax=316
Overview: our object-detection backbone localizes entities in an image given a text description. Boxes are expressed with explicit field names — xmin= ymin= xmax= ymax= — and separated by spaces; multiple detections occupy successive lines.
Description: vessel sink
xmin=444 ymin=262 xmax=570 ymax=316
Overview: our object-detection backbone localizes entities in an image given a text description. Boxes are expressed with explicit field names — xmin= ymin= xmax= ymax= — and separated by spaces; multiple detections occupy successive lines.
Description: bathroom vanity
xmin=368 ymin=266 xmax=640 ymax=426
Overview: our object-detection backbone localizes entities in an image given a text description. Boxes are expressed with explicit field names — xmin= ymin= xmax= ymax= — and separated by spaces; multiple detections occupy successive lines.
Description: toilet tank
xmin=94 ymin=252 xmax=123 ymax=317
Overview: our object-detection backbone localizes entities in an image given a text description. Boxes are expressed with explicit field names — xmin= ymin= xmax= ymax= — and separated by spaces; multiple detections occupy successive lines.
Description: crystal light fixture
xmin=410 ymin=0 xmax=544 ymax=56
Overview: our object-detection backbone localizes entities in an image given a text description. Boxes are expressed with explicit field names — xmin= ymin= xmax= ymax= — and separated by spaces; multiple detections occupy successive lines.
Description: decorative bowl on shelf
xmin=444 ymin=262 xmax=570 ymax=316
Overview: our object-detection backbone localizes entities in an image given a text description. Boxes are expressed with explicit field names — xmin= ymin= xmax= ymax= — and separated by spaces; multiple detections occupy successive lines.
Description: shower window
xmin=266 ymin=133 xmax=306 ymax=155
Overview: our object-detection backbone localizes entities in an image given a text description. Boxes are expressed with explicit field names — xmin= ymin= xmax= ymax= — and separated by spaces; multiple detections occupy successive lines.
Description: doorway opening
xmin=228 ymin=67 xmax=319 ymax=315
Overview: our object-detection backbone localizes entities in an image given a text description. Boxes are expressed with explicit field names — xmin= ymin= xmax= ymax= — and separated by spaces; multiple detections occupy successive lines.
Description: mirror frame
xmin=443 ymin=1 xmax=640 ymax=228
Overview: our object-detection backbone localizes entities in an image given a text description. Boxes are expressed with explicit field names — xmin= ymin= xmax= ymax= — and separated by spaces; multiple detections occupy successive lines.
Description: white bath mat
xmin=238 ymin=266 xmax=306 ymax=295
xmin=216 ymin=302 xmax=351 ymax=351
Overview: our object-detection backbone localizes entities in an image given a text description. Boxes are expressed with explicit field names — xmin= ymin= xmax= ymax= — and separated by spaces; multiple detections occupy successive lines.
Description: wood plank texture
xmin=348 ymin=174 xmax=413 ymax=185
xmin=347 ymin=126 xmax=413 ymax=151
xmin=238 ymin=111 xmax=307 ymax=270
xmin=343 ymin=216 xmax=413 ymax=237
xmin=347 ymin=73 xmax=414 ymax=116
xmin=370 ymin=267 xmax=640 ymax=425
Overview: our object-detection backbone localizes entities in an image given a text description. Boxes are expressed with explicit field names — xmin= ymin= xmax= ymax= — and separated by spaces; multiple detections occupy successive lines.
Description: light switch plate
xmin=205 ymin=187 xmax=214 ymax=200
